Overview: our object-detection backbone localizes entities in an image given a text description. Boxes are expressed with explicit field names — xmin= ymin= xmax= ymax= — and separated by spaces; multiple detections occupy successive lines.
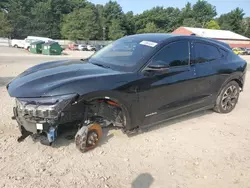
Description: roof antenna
xmin=191 ymin=33 xmax=196 ymax=36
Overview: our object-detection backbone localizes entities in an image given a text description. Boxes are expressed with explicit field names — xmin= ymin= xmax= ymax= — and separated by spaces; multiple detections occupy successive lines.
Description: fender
xmin=76 ymin=90 xmax=138 ymax=130
xmin=216 ymin=71 xmax=244 ymax=97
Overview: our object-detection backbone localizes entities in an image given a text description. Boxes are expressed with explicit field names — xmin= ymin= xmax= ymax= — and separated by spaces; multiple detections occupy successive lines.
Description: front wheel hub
xmin=75 ymin=123 xmax=103 ymax=152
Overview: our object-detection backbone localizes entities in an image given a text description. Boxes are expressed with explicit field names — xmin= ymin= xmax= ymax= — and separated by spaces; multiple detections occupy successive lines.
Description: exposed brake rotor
xmin=75 ymin=123 xmax=103 ymax=152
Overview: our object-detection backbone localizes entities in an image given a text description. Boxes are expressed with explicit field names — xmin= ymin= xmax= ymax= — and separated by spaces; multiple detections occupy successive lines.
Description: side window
xmin=194 ymin=42 xmax=221 ymax=63
xmin=219 ymin=48 xmax=228 ymax=58
xmin=152 ymin=41 xmax=189 ymax=67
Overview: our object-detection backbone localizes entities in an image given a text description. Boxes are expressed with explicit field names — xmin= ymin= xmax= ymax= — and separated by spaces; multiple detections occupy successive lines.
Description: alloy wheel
xmin=221 ymin=85 xmax=239 ymax=111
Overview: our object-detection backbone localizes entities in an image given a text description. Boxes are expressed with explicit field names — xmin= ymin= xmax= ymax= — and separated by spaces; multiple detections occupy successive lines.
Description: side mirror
xmin=145 ymin=60 xmax=169 ymax=71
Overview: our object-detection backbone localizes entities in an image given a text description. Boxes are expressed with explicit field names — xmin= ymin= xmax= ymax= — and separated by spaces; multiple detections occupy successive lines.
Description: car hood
xmin=7 ymin=59 xmax=122 ymax=98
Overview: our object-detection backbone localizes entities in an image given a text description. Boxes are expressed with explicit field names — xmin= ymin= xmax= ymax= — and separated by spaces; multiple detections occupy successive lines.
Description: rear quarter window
xmin=219 ymin=48 xmax=228 ymax=58
xmin=194 ymin=42 xmax=221 ymax=63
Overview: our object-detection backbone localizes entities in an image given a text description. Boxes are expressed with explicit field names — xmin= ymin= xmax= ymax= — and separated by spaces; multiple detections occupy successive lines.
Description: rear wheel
xmin=214 ymin=81 xmax=240 ymax=113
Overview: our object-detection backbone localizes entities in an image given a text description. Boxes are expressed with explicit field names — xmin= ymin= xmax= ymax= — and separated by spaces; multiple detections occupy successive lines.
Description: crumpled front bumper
xmin=13 ymin=107 xmax=52 ymax=134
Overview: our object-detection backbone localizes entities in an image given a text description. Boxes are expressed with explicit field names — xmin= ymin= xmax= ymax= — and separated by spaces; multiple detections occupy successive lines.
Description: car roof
xmin=124 ymin=33 xmax=231 ymax=50
xmin=124 ymin=33 xmax=175 ymax=43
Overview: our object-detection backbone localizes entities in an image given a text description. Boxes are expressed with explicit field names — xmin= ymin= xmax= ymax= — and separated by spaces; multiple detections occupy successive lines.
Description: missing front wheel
xmin=75 ymin=123 xmax=103 ymax=152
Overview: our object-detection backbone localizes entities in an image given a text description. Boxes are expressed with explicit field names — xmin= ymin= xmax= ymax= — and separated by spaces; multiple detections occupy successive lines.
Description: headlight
xmin=16 ymin=94 xmax=78 ymax=119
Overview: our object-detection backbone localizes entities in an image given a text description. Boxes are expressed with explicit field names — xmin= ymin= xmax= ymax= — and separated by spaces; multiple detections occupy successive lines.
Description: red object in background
xmin=68 ymin=43 xmax=78 ymax=51
xmin=172 ymin=27 xmax=250 ymax=48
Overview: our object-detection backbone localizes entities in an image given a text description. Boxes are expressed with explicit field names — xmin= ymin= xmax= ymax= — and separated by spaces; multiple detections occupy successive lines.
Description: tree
xmin=102 ymin=1 xmax=127 ymax=39
xmin=183 ymin=18 xmax=202 ymax=27
xmin=181 ymin=2 xmax=193 ymax=19
xmin=103 ymin=1 xmax=124 ymax=23
xmin=5 ymin=0 xmax=37 ymax=39
xmin=61 ymin=6 xmax=101 ymax=40
xmin=69 ymin=0 xmax=88 ymax=11
xmin=137 ymin=22 xmax=159 ymax=33
xmin=134 ymin=6 xmax=181 ymax=33
xmin=206 ymin=20 xmax=220 ymax=29
xmin=0 ymin=11 xmax=12 ymax=37
xmin=218 ymin=8 xmax=245 ymax=34
xmin=242 ymin=17 xmax=250 ymax=38
xmin=1 ymin=0 xmax=248 ymax=40
xmin=192 ymin=0 xmax=217 ymax=27
xmin=0 ymin=0 xmax=8 ymax=10
xmin=30 ymin=1 xmax=53 ymax=38
xmin=108 ymin=19 xmax=126 ymax=40
xmin=124 ymin=11 xmax=136 ymax=35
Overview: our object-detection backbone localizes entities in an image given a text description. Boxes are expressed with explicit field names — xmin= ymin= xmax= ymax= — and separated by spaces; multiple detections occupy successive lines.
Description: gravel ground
xmin=1 ymin=47 xmax=250 ymax=188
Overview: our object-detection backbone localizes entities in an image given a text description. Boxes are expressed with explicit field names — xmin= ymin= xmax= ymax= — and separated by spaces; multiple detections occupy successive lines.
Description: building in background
xmin=172 ymin=27 xmax=250 ymax=48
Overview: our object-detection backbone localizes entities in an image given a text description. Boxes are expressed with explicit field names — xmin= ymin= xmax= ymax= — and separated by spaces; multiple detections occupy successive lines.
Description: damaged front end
xmin=13 ymin=94 xmax=80 ymax=145
xmin=11 ymin=93 xmax=125 ymax=152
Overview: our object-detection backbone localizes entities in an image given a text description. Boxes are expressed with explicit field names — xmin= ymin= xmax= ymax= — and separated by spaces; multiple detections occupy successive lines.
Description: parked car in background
xmin=87 ymin=44 xmax=96 ymax=51
xmin=24 ymin=36 xmax=53 ymax=51
xmin=95 ymin=44 xmax=106 ymax=51
xmin=11 ymin=39 xmax=25 ymax=48
xmin=6 ymin=34 xmax=247 ymax=152
xmin=78 ymin=44 xmax=88 ymax=51
xmin=243 ymin=48 xmax=250 ymax=55
xmin=232 ymin=47 xmax=247 ymax=55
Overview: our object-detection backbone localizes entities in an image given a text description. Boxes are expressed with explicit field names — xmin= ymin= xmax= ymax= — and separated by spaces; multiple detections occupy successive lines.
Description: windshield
xmin=88 ymin=37 xmax=157 ymax=71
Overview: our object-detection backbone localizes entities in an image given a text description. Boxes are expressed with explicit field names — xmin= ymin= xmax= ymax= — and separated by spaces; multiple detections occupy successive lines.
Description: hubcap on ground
xmin=221 ymin=85 xmax=239 ymax=111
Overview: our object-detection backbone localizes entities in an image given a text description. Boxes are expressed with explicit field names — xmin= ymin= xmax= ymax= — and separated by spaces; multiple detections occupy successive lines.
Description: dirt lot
xmin=1 ymin=46 xmax=250 ymax=188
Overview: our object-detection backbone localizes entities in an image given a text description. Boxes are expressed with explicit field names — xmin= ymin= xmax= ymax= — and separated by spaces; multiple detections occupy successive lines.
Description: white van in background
xmin=24 ymin=36 xmax=53 ymax=50
xmin=11 ymin=39 xmax=25 ymax=48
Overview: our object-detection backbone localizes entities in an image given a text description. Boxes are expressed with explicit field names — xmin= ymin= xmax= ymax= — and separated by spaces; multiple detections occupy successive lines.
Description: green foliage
xmin=183 ymin=18 xmax=202 ymax=28
xmin=108 ymin=19 xmax=126 ymax=40
xmin=206 ymin=20 xmax=220 ymax=29
xmin=1 ymin=0 xmax=249 ymax=40
xmin=180 ymin=2 xmax=193 ymax=19
xmin=242 ymin=17 xmax=250 ymax=38
xmin=137 ymin=22 xmax=159 ymax=33
xmin=218 ymin=8 xmax=245 ymax=34
xmin=0 ymin=10 xmax=12 ymax=37
xmin=61 ymin=6 xmax=101 ymax=40
xmin=192 ymin=0 xmax=217 ymax=27
xmin=134 ymin=6 xmax=182 ymax=33
xmin=0 ymin=0 xmax=9 ymax=10
xmin=125 ymin=11 xmax=136 ymax=35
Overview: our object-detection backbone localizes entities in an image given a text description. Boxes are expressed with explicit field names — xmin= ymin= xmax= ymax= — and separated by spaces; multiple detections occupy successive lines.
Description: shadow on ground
xmin=128 ymin=109 xmax=214 ymax=137
xmin=51 ymin=126 xmax=115 ymax=150
xmin=131 ymin=173 xmax=154 ymax=188
xmin=0 ymin=77 xmax=14 ymax=87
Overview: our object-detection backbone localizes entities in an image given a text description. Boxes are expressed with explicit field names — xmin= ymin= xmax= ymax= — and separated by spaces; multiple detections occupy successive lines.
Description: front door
xmin=137 ymin=40 xmax=200 ymax=126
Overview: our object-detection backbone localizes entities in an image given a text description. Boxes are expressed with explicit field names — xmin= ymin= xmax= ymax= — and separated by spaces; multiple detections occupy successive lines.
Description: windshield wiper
xmin=91 ymin=62 xmax=111 ymax=69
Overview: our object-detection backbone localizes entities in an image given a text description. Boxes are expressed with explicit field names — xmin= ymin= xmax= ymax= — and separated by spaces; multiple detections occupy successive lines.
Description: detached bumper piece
xmin=13 ymin=106 xmax=58 ymax=146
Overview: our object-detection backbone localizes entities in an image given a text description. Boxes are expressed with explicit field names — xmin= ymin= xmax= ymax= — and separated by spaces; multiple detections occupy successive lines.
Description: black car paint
xmin=7 ymin=34 xmax=247 ymax=131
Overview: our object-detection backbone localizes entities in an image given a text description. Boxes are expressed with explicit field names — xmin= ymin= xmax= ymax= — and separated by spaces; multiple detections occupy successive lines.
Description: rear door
xmin=191 ymin=41 xmax=226 ymax=104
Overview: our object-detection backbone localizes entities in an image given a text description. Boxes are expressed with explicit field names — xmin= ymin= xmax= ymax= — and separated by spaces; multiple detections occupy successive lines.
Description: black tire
xmin=14 ymin=45 xmax=18 ymax=48
xmin=214 ymin=81 xmax=240 ymax=113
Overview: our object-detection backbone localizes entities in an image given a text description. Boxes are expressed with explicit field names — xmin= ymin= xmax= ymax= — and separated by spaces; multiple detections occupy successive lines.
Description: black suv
xmin=7 ymin=34 xmax=247 ymax=152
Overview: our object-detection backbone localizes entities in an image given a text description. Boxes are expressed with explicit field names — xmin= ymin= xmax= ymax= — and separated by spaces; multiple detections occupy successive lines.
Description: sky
xmin=89 ymin=0 xmax=250 ymax=17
